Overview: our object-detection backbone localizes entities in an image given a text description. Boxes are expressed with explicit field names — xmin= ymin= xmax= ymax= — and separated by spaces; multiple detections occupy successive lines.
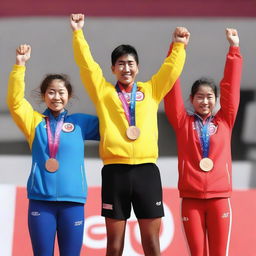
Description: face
xmin=43 ymin=79 xmax=69 ymax=116
xmin=190 ymin=85 xmax=216 ymax=118
xmin=111 ymin=54 xmax=139 ymax=87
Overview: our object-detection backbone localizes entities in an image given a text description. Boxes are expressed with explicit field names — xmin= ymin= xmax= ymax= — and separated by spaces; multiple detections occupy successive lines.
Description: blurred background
xmin=1 ymin=0 xmax=256 ymax=255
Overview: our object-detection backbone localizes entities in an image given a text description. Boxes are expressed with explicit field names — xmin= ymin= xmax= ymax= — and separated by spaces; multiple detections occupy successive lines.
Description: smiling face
xmin=43 ymin=79 xmax=69 ymax=116
xmin=111 ymin=54 xmax=139 ymax=88
xmin=190 ymin=85 xmax=216 ymax=118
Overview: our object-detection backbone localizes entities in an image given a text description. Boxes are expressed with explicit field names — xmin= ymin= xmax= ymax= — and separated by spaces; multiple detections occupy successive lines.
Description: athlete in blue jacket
xmin=7 ymin=44 xmax=99 ymax=256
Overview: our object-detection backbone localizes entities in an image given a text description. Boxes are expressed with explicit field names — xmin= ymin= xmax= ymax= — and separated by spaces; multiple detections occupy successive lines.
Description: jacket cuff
xmin=13 ymin=64 xmax=26 ymax=71
xmin=73 ymin=29 xmax=83 ymax=36
xmin=229 ymin=46 xmax=240 ymax=54
xmin=172 ymin=42 xmax=185 ymax=49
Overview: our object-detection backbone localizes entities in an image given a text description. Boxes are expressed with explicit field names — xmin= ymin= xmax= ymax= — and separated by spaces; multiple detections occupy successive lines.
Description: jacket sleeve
xmin=164 ymin=78 xmax=187 ymax=130
xmin=150 ymin=42 xmax=186 ymax=102
xmin=217 ymin=46 xmax=243 ymax=127
xmin=76 ymin=114 xmax=100 ymax=141
xmin=7 ymin=65 xmax=42 ymax=148
xmin=73 ymin=29 xmax=108 ymax=104
xmin=84 ymin=115 xmax=100 ymax=141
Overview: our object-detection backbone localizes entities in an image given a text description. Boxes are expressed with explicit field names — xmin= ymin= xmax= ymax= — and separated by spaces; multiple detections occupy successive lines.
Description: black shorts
xmin=101 ymin=163 xmax=164 ymax=220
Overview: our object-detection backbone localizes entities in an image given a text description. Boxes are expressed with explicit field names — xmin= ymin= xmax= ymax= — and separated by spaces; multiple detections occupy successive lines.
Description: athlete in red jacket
xmin=164 ymin=29 xmax=242 ymax=255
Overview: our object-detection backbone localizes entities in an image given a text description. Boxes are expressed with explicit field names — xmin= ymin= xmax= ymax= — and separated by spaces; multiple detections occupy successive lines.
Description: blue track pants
xmin=28 ymin=200 xmax=84 ymax=256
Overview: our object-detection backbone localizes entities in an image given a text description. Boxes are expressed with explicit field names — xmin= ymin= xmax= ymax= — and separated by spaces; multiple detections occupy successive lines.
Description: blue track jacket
xmin=7 ymin=65 xmax=99 ymax=203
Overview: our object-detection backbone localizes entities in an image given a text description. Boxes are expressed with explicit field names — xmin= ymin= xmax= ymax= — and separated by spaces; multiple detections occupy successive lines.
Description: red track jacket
xmin=164 ymin=46 xmax=242 ymax=199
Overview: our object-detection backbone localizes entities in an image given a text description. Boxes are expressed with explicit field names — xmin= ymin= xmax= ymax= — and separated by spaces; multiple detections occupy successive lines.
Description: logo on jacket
xmin=62 ymin=123 xmax=75 ymax=132
xmin=208 ymin=122 xmax=218 ymax=135
xmin=192 ymin=121 xmax=218 ymax=135
xmin=135 ymin=91 xmax=144 ymax=101
xmin=124 ymin=91 xmax=145 ymax=103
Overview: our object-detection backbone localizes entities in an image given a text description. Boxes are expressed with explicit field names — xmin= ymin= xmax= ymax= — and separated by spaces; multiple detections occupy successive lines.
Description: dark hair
xmin=40 ymin=74 xmax=73 ymax=98
xmin=191 ymin=77 xmax=217 ymax=98
xmin=111 ymin=44 xmax=139 ymax=66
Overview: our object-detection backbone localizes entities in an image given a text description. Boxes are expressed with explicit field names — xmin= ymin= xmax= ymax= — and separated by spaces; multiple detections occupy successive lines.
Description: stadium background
xmin=1 ymin=0 xmax=256 ymax=255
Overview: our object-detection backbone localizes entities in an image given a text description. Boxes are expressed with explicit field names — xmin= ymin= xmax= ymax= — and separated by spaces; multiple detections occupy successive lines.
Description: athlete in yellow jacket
xmin=70 ymin=13 xmax=190 ymax=256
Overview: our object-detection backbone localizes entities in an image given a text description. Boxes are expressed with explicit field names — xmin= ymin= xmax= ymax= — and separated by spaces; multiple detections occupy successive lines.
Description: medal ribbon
xmin=195 ymin=115 xmax=211 ymax=158
xmin=46 ymin=114 xmax=65 ymax=159
xmin=116 ymin=83 xmax=137 ymax=126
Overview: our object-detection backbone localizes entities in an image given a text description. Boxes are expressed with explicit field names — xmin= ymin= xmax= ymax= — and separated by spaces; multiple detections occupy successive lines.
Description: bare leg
xmin=138 ymin=218 xmax=162 ymax=256
xmin=105 ymin=218 xmax=126 ymax=256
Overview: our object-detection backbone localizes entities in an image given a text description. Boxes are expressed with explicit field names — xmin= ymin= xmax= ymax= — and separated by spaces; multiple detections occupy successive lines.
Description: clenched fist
xmin=226 ymin=28 xmax=239 ymax=47
xmin=172 ymin=27 xmax=190 ymax=47
xmin=16 ymin=44 xmax=31 ymax=66
xmin=70 ymin=13 xmax=85 ymax=31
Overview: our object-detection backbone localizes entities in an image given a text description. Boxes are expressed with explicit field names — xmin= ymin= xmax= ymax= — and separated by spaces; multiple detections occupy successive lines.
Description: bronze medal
xmin=126 ymin=126 xmax=140 ymax=140
xmin=45 ymin=158 xmax=59 ymax=172
xmin=199 ymin=157 xmax=214 ymax=172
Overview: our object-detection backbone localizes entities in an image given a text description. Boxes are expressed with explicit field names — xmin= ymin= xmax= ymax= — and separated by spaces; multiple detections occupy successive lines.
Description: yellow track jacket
xmin=73 ymin=29 xmax=186 ymax=165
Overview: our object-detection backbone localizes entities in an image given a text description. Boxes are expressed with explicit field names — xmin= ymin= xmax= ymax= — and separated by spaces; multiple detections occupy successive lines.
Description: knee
xmin=106 ymin=241 xmax=124 ymax=256
xmin=142 ymin=236 xmax=160 ymax=256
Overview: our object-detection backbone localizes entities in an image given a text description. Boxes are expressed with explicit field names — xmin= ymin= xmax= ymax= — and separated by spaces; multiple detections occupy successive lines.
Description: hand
xmin=16 ymin=44 xmax=31 ymax=66
xmin=226 ymin=28 xmax=239 ymax=47
xmin=70 ymin=13 xmax=85 ymax=31
xmin=172 ymin=27 xmax=190 ymax=47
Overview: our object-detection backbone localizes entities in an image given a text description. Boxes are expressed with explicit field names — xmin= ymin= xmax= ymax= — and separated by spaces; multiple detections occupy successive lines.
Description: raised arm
xmin=164 ymin=78 xmax=187 ymax=130
xmin=151 ymin=27 xmax=190 ymax=102
xmin=218 ymin=28 xmax=242 ymax=127
xmin=71 ymin=13 xmax=107 ymax=104
xmin=7 ymin=45 xmax=41 ymax=147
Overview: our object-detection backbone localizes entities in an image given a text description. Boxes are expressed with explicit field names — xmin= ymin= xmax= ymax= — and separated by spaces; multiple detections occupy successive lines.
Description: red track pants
xmin=181 ymin=198 xmax=232 ymax=256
